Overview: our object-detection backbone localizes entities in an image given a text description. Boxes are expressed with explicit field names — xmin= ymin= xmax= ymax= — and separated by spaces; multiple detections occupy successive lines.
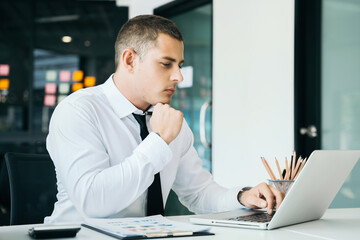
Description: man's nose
xmin=170 ymin=67 xmax=184 ymax=82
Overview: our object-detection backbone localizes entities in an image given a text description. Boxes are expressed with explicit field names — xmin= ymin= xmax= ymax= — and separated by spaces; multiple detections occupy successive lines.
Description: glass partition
xmin=322 ymin=0 xmax=360 ymax=207
xmin=169 ymin=3 xmax=213 ymax=171
xmin=0 ymin=0 xmax=127 ymax=154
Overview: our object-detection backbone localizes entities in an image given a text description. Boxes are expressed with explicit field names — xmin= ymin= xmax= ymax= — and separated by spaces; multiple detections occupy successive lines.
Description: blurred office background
xmin=1 ymin=0 xmax=359 ymax=226
xmin=0 ymin=0 xmax=212 ymax=223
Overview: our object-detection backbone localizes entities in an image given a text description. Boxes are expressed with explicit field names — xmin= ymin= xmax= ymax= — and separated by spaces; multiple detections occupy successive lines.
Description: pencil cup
xmin=268 ymin=180 xmax=294 ymax=195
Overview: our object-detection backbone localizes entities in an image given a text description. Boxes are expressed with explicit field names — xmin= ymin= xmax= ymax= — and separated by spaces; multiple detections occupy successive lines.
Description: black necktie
xmin=132 ymin=113 xmax=164 ymax=216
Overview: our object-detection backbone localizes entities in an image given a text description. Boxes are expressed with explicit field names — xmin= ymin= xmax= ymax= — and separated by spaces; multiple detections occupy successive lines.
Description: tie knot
xmin=132 ymin=113 xmax=149 ymax=140
xmin=132 ymin=113 xmax=146 ymax=127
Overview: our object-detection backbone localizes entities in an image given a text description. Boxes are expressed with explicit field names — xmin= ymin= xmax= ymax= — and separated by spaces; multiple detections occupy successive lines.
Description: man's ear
xmin=121 ymin=48 xmax=137 ymax=72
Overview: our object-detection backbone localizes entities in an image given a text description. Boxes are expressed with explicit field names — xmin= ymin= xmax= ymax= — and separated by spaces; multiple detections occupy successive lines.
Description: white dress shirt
xmin=45 ymin=74 xmax=243 ymax=223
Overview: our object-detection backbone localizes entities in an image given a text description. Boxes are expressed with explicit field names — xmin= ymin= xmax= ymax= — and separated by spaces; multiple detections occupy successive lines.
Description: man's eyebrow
xmin=162 ymin=56 xmax=185 ymax=65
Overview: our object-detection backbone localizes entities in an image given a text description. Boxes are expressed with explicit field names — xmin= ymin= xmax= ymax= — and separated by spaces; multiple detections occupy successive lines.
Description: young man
xmin=45 ymin=15 xmax=283 ymax=223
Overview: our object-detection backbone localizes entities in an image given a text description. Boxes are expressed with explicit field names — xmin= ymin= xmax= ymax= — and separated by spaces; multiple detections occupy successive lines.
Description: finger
xmin=269 ymin=185 xmax=285 ymax=210
xmin=154 ymin=102 xmax=164 ymax=109
xmin=258 ymin=186 xmax=275 ymax=215
xmin=175 ymin=109 xmax=184 ymax=119
xmin=244 ymin=193 xmax=267 ymax=209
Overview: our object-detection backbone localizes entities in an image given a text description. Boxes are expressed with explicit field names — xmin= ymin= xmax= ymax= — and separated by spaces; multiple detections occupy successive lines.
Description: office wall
xmin=212 ymin=0 xmax=295 ymax=187
xmin=129 ymin=0 xmax=295 ymax=187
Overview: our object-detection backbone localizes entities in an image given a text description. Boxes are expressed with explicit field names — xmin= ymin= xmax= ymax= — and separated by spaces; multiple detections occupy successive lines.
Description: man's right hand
xmin=238 ymin=182 xmax=284 ymax=215
xmin=150 ymin=103 xmax=184 ymax=144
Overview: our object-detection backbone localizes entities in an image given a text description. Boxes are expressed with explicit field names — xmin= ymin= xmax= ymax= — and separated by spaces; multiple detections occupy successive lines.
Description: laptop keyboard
xmin=228 ymin=212 xmax=274 ymax=223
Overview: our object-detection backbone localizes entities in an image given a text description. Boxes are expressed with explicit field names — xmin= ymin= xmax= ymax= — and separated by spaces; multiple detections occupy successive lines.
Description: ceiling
xmin=0 ymin=0 xmax=128 ymax=57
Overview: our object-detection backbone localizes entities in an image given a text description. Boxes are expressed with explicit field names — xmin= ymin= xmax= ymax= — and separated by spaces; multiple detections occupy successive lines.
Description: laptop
xmin=190 ymin=150 xmax=360 ymax=230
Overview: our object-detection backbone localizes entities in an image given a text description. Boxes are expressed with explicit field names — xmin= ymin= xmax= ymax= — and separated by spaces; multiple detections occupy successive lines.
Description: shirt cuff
xmin=226 ymin=186 xmax=248 ymax=210
xmin=134 ymin=132 xmax=173 ymax=173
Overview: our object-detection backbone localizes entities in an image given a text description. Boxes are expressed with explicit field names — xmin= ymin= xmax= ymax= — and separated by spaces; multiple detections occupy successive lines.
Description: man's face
xmin=131 ymin=33 xmax=184 ymax=110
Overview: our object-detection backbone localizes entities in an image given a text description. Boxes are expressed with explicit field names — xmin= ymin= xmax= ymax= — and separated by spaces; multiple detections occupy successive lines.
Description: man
xmin=45 ymin=15 xmax=283 ymax=223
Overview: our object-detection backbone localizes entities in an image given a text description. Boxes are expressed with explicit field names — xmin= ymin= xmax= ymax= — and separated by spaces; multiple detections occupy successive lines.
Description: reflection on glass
xmin=169 ymin=4 xmax=212 ymax=171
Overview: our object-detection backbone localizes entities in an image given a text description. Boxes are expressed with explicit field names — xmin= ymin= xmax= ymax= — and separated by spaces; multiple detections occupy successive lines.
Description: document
xmin=82 ymin=215 xmax=213 ymax=239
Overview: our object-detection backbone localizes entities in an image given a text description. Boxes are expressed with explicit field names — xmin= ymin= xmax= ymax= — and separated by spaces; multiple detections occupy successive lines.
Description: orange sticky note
xmin=72 ymin=70 xmax=84 ymax=82
xmin=72 ymin=83 xmax=84 ymax=92
xmin=0 ymin=79 xmax=9 ymax=90
xmin=84 ymin=76 xmax=96 ymax=87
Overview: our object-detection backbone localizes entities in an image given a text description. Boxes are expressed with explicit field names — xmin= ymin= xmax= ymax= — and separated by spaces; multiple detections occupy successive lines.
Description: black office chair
xmin=5 ymin=152 xmax=57 ymax=225
xmin=0 ymin=155 xmax=11 ymax=225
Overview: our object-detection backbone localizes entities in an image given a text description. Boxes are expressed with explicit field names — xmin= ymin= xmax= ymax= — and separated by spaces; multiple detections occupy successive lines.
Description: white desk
xmin=0 ymin=209 xmax=358 ymax=240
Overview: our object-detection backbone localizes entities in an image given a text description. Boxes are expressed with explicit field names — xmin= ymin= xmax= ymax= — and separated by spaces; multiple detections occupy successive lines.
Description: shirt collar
xmin=103 ymin=74 xmax=145 ymax=119
xmin=146 ymin=105 xmax=154 ymax=113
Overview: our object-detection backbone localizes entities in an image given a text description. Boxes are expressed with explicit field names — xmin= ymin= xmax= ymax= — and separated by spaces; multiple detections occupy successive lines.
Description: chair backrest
xmin=0 ymin=155 xmax=10 ymax=225
xmin=5 ymin=152 xmax=57 ymax=225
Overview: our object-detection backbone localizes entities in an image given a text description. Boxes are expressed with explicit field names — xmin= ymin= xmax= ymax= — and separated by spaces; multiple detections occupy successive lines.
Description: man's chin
xmin=153 ymin=97 xmax=172 ymax=105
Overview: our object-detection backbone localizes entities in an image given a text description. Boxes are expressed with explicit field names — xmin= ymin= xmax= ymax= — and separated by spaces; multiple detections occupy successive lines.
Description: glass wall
xmin=155 ymin=1 xmax=212 ymax=216
xmin=321 ymin=0 xmax=360 ymax=207
xmin=169 ymin=4 xmax=213 ymax=171
xmin=0 ymin=1 xmax=127 ymax=225
xmin=0 ymin=0 xmax=127 ymax=154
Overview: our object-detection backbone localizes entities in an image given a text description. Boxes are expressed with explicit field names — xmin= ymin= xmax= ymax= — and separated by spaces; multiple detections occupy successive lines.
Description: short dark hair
xmin=114 ymin=15 xmax=183 ymax=69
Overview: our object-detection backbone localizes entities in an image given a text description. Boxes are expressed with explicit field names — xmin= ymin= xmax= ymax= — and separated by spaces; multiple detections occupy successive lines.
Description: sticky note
xmin=45 ymin=83 xmax=57 ymax=94
xmin=58 ymin=83 xmax=70 ymax=94
xmin=72 ymin=70 xmax=84 ymax=82
xmin=60 ymin=70 xmax=71 ymax=82
xmin=84 ymin=76 xmax=96 ymax=87
xmin=44 ymin=95 xmax=56 ymax=106
xmin=72 ymin=83 xmax=83 ymax=92
xmin=57 ymin=95 xmax=67 ymax=104
xmin=0 ymin=79 xmax=10 ymax=90
xmin=0 ymin=64 xmax=10 ymax=76
xmin=46 ymin=70 xmax=57 ymax=81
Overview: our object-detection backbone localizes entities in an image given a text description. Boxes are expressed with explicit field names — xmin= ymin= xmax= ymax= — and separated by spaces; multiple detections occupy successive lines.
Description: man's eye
xmin=161 ymin=62 xmax=171 ymax=67
xmin=161 ymin=63 xmax=171 ymax=67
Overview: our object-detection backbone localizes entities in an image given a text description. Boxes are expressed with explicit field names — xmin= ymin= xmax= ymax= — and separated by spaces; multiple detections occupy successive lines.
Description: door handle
xmin=200 ymin=101 xmax=211 ymax=148
xmin=300 ymin=125 xmax=318 ymax=138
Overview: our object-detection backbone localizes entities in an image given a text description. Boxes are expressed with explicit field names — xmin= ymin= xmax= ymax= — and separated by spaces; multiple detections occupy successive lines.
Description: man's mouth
xmin=165 ymin=88 xmax=176 ymax=95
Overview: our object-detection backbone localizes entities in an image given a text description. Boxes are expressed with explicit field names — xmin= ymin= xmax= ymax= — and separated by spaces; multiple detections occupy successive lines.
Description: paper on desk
xmin=83 ymin=215 xmax=211 ymax=238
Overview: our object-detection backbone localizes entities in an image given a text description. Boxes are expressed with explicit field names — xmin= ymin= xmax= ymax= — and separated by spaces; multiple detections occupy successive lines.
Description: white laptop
xmin=190 ymin=150 xmax=360 ymax=230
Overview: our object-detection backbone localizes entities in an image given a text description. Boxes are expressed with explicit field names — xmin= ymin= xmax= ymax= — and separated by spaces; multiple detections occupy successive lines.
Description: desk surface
xmin=0 ymin=208 xmax=359 ymax=240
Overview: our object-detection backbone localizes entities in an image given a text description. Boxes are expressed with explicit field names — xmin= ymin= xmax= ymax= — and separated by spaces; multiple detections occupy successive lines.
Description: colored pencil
xmin=275 ymin=157 xmax=283 ymax=180
xmin=261 ymin=157 xmax=276 ymax=180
